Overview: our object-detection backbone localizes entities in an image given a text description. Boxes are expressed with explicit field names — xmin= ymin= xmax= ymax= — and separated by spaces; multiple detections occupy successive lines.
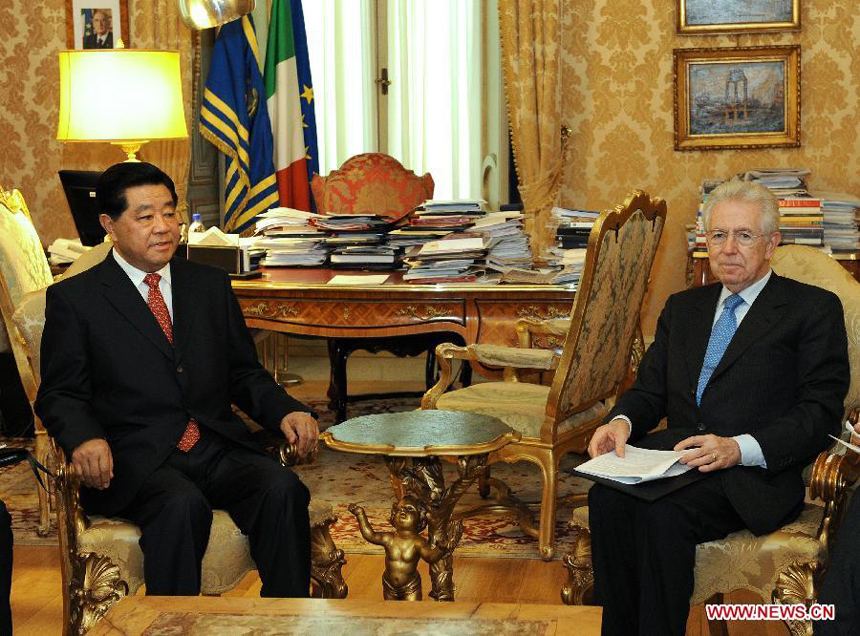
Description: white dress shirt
xmin=112 ymin=249 xmax=174 ymax=321
xmin=615 ymin=270 xmax=772 ymax=468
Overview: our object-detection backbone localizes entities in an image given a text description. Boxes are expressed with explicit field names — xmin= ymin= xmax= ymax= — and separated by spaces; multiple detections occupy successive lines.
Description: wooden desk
xmin=89 ymin=596 xmax=602 ymax=634
xmin=233 ymin=269 xmax=576 ymax=419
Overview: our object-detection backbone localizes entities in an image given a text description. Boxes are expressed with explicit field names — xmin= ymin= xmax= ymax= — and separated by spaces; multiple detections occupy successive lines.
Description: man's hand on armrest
xmin=588 ymin=418 xmax=631 ymax=459
xmin=279 ymin=411 xmax=319 ymax=459
xmin=71 ymin=439 xmax=113 ymax=490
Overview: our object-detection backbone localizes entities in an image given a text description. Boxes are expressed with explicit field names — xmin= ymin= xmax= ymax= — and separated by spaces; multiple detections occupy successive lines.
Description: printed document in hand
xmin=575 ymin=445 xmax=695 ymax=484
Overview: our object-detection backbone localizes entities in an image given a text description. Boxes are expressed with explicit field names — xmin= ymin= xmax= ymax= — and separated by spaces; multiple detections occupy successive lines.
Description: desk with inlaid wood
xmin=232 ymin=269 xmax=576 ymax=420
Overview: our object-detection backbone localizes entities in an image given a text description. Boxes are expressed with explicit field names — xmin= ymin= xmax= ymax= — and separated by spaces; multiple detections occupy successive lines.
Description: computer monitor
xmin=58 ymin=170 xmax=106 ymax=246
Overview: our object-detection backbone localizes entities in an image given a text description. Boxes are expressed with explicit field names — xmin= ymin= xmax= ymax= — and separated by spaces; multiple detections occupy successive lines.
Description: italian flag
xmin=264 ymin=0 xmax=311 ymax=210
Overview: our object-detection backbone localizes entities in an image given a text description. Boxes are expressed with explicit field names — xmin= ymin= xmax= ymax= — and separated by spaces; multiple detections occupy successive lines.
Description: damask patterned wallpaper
xmin=0 ymin=0 xmax=117 ymax=244
xmin=559 ymin=0 xmax=859 ymax=333
xmin=1 ymin=1 xmax=857 ymax=333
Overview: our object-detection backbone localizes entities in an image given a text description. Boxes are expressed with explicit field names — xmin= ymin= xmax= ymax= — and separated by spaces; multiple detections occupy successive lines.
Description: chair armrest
xmin=277 ymin=439 xmax=318 ymax=467
xmin=515 ymin=317 xmax=570 ymax=348
xmin=466 ymin=343 xmax=559 ymax=371
xmin=422 ymin=343 xmax=480 ymax=409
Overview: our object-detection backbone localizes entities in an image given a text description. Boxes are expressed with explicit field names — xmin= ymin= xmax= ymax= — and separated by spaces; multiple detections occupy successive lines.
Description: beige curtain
xmin=131 ymin=0 xmax=194 ymax=223
xmin=498 ymin=0 xmax=567 ymax=255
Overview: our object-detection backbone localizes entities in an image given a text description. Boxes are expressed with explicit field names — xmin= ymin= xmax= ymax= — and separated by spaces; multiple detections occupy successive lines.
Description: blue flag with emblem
xmin=199 ymin=15 xmax=279 ymax=233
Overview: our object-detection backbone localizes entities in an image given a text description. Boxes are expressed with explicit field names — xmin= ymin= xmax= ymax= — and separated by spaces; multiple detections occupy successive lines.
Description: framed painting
xmin=678 ymin=0 xmax=800 ymax=35
xmin=673 ymin=46 xmax=800 ymax=151
xmin=65 ymin=0 xmax=130 ymax=50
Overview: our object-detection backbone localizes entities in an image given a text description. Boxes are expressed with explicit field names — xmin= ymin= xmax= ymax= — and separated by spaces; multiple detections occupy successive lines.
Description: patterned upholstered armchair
xmin=421 ymin=191 xmax=667 ymax=559
xmin=311 ymin=153 xmax=440 ymax=421
xmin=7 ymin=241 xmax=348 ymax=634
xmin=561 ymin=245 xmax=860 ymax=636
xmin=0 ymin=186 xmax=55 ymax=535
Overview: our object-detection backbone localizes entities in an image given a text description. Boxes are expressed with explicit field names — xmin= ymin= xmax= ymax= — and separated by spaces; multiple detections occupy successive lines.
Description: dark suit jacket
xmin=607 ymin=273 xmax=849 ymax=535
xmin=82 ymin=31 xmax=113 ymax=49
xmin=35 ymin=253 xmax=312 ymax=516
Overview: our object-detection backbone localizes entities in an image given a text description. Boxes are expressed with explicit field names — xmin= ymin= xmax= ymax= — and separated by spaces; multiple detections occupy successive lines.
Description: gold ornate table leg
xmin=384 ymin=454 xmax=487 ymax=602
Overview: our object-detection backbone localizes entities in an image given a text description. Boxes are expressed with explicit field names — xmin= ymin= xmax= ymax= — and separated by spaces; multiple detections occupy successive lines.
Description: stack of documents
xmin=814 ymin=191 xmax=860 ymax=252
xmin=575 ymin=445 xmax=694 ymax=484
xmin=48 ymin=237 xmax=88 ymax=265
xmin=403 ymin=236 xmax=489 ymax=283
xmin=311 ymin=213 xmax=392 ymax=232
xmin=736 ymin=168 xmax=812 ymax=198
xmin=471 ymin=212 xmax=532 ymax=272
xmin=254 ymin=208 xmax=330 ymax=267
xmin=409 ymin=200 xmax=487 ymax=230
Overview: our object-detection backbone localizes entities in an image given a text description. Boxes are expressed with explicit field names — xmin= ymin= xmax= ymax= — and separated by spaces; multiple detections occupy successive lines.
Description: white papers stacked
xmin=403 ymin=236 xmax=489 ymax=283
xmin=48 ymin=237 xmax=87 ymax=265
xmin=254 ymin=208 xmax=329 ymax=267
xmin=575 ymin=445 xmax=694 ymax=484
xmin=472 ymin=212 xmax=532 ymax=272
xmin=814 ymin=191 xmax=860 ymax=252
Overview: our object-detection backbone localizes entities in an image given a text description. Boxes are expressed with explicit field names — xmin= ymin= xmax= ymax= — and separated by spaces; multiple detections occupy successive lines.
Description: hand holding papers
xmin=576 ymin=445 xmax=695 ymax=484
xmin=827 ymin=421 xmax=860 ymax=454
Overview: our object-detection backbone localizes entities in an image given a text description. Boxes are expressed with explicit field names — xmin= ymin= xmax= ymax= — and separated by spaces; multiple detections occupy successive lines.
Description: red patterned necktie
xmin=143 ymin=273 xmax=199 ymax=452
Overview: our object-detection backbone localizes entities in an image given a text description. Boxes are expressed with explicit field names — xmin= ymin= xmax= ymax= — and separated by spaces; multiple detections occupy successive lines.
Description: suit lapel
xmin=169 ymin=258 xmax=197 ymax=365
xmin=686 ymin=284 xmax=722 ymax=390
xmin=97 ymin=253 xmax=175 ymax=360
xmin=709 ymin=274 xmax=787 ymax=382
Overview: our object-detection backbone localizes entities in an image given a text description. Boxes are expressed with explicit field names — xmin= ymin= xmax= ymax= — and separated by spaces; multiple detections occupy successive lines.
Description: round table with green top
xmin=321 ymin=410 xmax=522 ymax=602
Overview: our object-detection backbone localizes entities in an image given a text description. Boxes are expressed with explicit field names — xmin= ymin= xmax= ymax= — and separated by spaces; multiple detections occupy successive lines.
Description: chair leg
xmin=561 ymin=525 xmax=594 ymax=605
xmin=310 ymin=518 xmax=348 ymax=599
xmin=68 ymin=552 xmax=129 ymax=635
xmin=34 ymin=428 xmax=52 ymax=536
xmin=536 ymin=452 xmax=559 ymax=561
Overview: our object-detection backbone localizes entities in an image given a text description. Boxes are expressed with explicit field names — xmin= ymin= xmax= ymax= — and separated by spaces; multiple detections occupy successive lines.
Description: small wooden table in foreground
xmin=89 ymin=596 xmax=602 ymax=635
xmin=322 ymin=410 xmax=529 ymax=602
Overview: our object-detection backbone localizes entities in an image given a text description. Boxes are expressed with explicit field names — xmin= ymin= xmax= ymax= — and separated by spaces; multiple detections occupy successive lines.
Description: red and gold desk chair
xmin=311 ymin=153 xmax=444 ymax=421
xmin=421 ymin=191 xmax=667 ymax=559
xmin=0 ymin=186 xmax=56 ymax=536
xmin=561 ymin=245 xmax=860 ymax=636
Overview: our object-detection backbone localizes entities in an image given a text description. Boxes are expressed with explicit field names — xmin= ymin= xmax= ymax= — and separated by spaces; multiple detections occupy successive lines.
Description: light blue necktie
xmin=696 ymin=294 xmax=744 ymax=405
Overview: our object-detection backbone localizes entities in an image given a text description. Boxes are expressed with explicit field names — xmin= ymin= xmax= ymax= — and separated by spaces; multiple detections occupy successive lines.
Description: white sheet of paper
xmin=327 ymin=275 xmax=390 ymax=286
xmin=829 ymin=434 xmax=860 ymax=454
xmin=575 ymin=445 xmax=694 ymax=483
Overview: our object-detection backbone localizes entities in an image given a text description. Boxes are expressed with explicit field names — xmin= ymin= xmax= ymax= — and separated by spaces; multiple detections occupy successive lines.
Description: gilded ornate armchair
xmin=422 ymin=191 xmax=667 ymax=559
xmin=311 ymin=153 xmax=443 ymax=421
xmin=8 ymin=244 xmax=348 ymax=635
xmin=0 ymin=186 xmax=55 ymax=535
xmin=561 ymin=245 xmax=860 ymax=636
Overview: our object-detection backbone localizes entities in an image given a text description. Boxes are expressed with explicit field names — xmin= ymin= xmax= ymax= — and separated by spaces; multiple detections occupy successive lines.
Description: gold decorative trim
xmin=772 ymin=561 xmax=819 ymax=636
xmin=560 ymin=524 xmax=594 ymax=605
xmin=242 ymin=301 xmax=300 ymax=320
xmin=516 ymin=306 xmax=569 ymax=321
xmin=394 ymin=305 xmax=455 ymax=321
xmin=321 ymin=429 xmax=521 ymax=458
xmin=309 ymin=518 xmax=348 ymax=599
xmin=677 ymin=0 xmax=800 ymax=35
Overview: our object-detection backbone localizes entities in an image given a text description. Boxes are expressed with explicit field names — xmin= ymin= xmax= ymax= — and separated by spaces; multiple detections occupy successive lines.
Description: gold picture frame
xmin=678 ymin=0 xmax=800 ymax=35
xmin=673 ymin=46 xmax=800 ymax=152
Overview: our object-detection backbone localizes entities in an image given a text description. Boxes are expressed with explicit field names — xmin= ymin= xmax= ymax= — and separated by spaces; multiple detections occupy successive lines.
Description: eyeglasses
xmin=706 ymin=229 xmax=767 ymax=247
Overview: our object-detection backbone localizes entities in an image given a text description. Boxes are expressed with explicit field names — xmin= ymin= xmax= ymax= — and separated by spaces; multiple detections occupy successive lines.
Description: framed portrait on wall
xmin=678 ymin=0 xmax=800 ymax=34
xmin=673 ymin=46 xmax=800 ymax=151
xmin=65 ymin=0 xmax=130 ymax=50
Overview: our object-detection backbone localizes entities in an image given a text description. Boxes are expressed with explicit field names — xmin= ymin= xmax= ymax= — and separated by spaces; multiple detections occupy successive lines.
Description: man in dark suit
xmin=82 ymin=10 xmax=113 ymax=49
xmin=36 ymin=162 xmax=319 ymax=597
xmin=587 ymin=179 xmax=849 ymax=635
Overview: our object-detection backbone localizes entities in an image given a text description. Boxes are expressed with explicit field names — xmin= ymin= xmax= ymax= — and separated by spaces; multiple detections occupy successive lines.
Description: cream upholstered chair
xmin=0 ymin=186 xmax=55 ymax=535
xmin=561 ymin=245 xmax=860 ymax=636
xmin=422 ymin=191 xmax=667 ymax=559
xmin=9 ymin=241 xmax=348 ymax=635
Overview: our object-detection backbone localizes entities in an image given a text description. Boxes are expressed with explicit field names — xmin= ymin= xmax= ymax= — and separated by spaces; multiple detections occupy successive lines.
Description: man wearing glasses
xmin=586 ymin=179 xmax=849 ymax=635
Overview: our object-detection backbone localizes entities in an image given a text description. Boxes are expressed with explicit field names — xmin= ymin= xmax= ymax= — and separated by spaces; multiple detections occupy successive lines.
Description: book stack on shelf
xmin=816 ymin=192 xmax=860 ymax=254
xmin=778 ymin=197 xmax=824 ymax=247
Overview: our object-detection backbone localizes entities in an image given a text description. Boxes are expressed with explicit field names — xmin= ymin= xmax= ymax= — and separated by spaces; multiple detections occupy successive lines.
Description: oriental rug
xmin=0 ymin=397 xmax=593 ymax=560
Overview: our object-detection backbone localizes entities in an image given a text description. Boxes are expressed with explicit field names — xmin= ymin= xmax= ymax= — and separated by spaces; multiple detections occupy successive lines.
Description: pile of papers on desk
xmin=472 ymin=212 xmax=532 ymax=272
xmin=48 ymin=237 xmax=87 ymax=265
xmin=254 ymin=208 xmax=329 ymax=266
xmin=403 ymin=236 xmax=491 ymax=283
xmin=311 ymin=213 xmax=392 ymax=232
xmin=409 ymin=200 xmax=487 ymax=230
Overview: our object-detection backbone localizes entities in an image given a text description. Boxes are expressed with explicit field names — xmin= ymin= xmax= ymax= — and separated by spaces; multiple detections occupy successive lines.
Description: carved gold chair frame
xmin=53 ymin=439 xmax=348 ymax=635
xmin=422 ymin=190 xmax=667 ymax=559
xmin=0 ymin=186 xmax=54 ymax=536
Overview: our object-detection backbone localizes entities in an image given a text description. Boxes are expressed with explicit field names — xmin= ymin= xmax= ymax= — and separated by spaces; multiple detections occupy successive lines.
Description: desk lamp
xmin=178 ymin=0 xmax=255 ymax=29
xmin=57 ymin=49 xmax=188 ymax=162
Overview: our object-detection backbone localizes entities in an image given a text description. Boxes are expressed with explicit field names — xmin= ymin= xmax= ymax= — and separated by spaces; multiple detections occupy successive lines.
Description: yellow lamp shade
xmin=57 ymin=50 xmax=188 ymax=145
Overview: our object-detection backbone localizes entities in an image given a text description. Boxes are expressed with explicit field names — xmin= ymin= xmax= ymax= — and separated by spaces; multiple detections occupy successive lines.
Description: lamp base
xmin=111 ymin=140 xmax=148 ymax=162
